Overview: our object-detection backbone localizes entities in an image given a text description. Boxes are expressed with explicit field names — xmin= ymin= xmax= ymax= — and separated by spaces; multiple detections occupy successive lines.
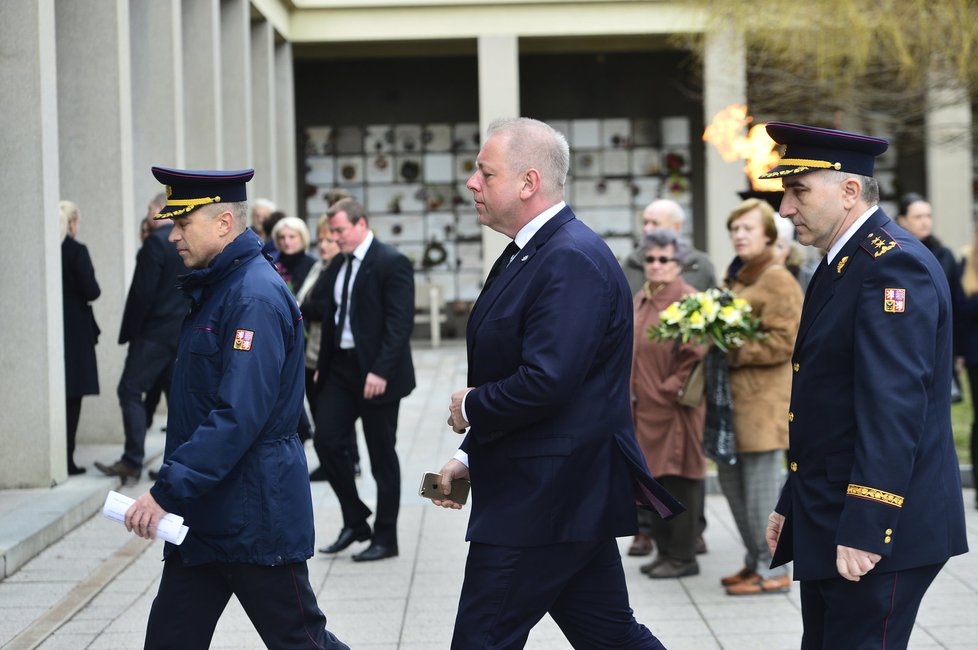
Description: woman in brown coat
xmin=630 ymin=228 xmax=707 ymax=579
xmin=719 ymin=198 xmax=803 ymax=595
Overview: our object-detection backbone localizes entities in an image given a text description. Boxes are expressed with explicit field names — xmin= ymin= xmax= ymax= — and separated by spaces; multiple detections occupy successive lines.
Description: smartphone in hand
xmin=419 ymin=472 xmax=470 ymax=505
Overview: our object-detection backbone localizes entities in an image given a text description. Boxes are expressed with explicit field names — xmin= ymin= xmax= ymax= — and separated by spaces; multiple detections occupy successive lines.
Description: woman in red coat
xmin=631 ymin=228 xmax=706 ymax=578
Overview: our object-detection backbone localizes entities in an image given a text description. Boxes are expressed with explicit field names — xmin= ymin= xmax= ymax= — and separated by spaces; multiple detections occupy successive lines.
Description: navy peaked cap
xmin=151 ymin=166 xmax=255 ymax=219
xmin=759 ymin=122 xmax=888 ymax=180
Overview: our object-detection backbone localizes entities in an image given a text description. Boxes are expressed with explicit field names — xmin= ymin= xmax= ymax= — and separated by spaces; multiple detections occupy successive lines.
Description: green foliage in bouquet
xmin=648 ymin=288 xmax=766 ymax=353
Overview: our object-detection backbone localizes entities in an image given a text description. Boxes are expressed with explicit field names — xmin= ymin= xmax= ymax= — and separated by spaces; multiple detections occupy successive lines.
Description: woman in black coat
xmin=60 ymin=200 xmax=101 ymax=475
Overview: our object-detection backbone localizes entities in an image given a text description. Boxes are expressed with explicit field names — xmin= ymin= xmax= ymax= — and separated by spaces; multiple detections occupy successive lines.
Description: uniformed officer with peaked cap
xmin=123 ymin=166 xmax=348 ymax=649
xmin=762 ymin=123 xmax=968 ymax=649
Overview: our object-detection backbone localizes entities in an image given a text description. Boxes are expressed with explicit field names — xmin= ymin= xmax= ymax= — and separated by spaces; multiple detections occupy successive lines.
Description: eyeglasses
xmin=644 ymin=256 xmax=678 ymax=264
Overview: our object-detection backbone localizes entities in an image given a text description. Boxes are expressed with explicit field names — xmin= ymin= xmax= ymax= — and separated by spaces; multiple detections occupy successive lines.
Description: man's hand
xmin=836 ymin=544 xmax=882 ymax=582
xmin=447 ymin=387 xmax=473 ymax=433
xmin=766 ymin=511 xmax=784 ymax=555
xmin=432 ymin=459 xmax=470 ymax=510
xmin=363 ymin=372 xmax=388 ymax=400
xmin=124 ymin=492 xmax=168 ymax=540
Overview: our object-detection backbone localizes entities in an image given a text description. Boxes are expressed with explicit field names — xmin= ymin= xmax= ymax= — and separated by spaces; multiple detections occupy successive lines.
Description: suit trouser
xmin=717 ymin=449 xmax=788 ymax=579
xmin=647 ymin=475 xmax=704 ymax=563
xmin=452 ymin=538 xmax=665 ymax=650
xmin=145 ymin=551 xmax=348 ymax=650
xmin=799 ymin=562 xmax=943 ymax=650
xmin=314 ymin=348 xmax=401 ymax=546
xmin=65 ymin=396 xmax=82 ymax=466
xmin=117 ymin=338 xmax=175 ymax=469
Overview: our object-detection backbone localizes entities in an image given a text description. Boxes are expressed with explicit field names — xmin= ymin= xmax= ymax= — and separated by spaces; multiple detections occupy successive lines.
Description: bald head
xmin=642 ymin=199 xmax=685 ymax=235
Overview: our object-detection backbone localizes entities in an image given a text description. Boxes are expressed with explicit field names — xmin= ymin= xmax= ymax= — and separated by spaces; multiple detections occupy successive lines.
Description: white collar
xmin=826 ymin=205 xmax=878 ymax=264
xmin=351 ymin=229 xmax=374 ymax=261
xmin=513 ymin=201 xmax=566 ymax=249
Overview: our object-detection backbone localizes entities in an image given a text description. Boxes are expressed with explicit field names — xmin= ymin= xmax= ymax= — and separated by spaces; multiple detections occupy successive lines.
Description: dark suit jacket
xmin=61 ymin=236 xmax=101 ymax=397
xmin=317 ymin=237 xmax=416 ymax=403
xmin=118 ymin=224 xmax=188 ymax=347
xmin=460 ymin=206 xmax=683 ymax=547
xmin=773 ymin=209 xmax=968 ymax=580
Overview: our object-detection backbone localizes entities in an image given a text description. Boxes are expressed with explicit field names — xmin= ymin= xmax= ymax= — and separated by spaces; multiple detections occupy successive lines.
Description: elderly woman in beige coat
xmin=630 ymin=228 xmax=707 ymax=579
xmin=718 ymin=198 xmax=803 ymax=595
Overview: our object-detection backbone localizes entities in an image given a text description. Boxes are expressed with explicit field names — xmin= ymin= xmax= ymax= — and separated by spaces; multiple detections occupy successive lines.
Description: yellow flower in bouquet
xmin=648 ymin=288 xmax=764 ymax=352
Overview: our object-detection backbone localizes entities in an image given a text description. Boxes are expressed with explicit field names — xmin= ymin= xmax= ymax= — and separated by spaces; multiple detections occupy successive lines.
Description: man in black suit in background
xmin=314 ymin=198 xmax=415 ymax=562
xmin=96 ymin=193 xmax=188 ymax=482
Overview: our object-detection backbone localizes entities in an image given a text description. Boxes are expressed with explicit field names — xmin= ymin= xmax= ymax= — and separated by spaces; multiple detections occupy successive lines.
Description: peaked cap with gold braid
xmin=151 ymin=166 xmax=255 ymax=220
xmin=758 ymin=122 xmax=888 ymax=180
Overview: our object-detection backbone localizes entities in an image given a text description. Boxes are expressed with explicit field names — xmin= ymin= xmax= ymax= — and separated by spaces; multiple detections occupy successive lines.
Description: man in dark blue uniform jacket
xmin=123 ymin=167 xmax=347 ymax=650
xmin=762 ymin=123 xmax=968 ymax=649
xmin=433 ymin=118 xmax=683 ymax=649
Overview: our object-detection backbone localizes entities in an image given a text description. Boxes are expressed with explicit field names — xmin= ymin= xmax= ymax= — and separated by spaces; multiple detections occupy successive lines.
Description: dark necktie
xmin=335 ymin=254 xmax=354 ymax=347
xmin=481 ymin=241 xmax=520 ymax=294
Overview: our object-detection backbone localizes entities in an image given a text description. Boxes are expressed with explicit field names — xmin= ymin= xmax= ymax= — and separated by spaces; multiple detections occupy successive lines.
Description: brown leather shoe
xmin=94 ymin=460 xmax=141 ymax=482
xmin=725 ymin=574 xmax=791 ymax=595
xmin=720 ymin=567 xmax=758 ymax=587
xmin=628 ymin=533 xmax=653 ymax=557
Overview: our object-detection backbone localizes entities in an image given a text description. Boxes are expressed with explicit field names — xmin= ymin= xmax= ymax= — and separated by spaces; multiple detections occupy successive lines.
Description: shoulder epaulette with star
xmin=859 ymin=227 xmax=901 ymax=260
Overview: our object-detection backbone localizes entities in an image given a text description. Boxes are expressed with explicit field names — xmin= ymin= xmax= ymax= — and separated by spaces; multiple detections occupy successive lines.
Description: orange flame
xmin=702 ymin=105 xmax=782 ymax=192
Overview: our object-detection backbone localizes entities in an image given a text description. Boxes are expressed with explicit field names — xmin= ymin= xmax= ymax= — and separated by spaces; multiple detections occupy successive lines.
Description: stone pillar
xmin=183 ymin=0 xmax=222 ymax=167
xmin=0 ymin=0 xmax=64 ymax=486
xmin=925 ymin=77 xmax=974 ymax=249
xmin=702 ymin=28 xmax=746 ymax=271
xmin=275 ymin=39 xmax=298 ymax=221
xmin=477 ymin=35 xmax=520 ymax=276
xmin=130 ymin=0 xmax=183 ymax=212
xmin=220 ymin=0 xmax=252 ymax=170
xmin=250 ymin=20 xmax=276 ymax=201
xmin=55 ymin=0 xmax=135 ymax=446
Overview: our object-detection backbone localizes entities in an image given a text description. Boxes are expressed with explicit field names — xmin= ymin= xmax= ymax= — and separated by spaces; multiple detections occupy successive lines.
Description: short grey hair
xmin=201 ymin=201 xmax=248 ymax=234
xmin=824 ymin=170 xmax=880 ymax=205
xmin=486 ymin=118 xmax=570 ymax=200
xmin=642 ymin=227 xmax=688 ymax=264
xmin=271 ymin=216 xmax=311 ymax=251
xmin=59 ymin=200 xmax=79 ymax=240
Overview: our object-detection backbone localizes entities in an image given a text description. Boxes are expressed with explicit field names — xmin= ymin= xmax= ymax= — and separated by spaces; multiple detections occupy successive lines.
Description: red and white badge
xmin=233 ymin=329 xmax=255 ymax=351
xmin=883 ymin=288 xmax=906 ymax=313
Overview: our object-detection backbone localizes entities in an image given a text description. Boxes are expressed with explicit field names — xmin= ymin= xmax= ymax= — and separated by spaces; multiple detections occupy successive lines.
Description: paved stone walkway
xmin=1 ymin=343 xmax=976 ymax=649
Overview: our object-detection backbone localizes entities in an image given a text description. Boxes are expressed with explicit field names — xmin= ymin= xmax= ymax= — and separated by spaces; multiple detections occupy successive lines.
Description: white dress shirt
xmin=334 ymin=230 xmax=374 ymax=350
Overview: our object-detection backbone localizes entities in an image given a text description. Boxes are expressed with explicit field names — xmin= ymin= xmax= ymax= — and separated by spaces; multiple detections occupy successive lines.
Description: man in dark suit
xmin=762 ymin=122 xmax=968 ymax=649
xmin=433 ymin=118 xmax=682 ymax=649
xmin=314 ymin=198 xmax=415 ymax=563
xmin=96 ymin=193 xmax=188 ymax=482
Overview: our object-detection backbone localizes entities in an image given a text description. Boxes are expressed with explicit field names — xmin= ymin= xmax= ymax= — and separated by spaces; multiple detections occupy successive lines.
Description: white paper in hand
xmin=102 ymin=490 xmax=189 ymax=545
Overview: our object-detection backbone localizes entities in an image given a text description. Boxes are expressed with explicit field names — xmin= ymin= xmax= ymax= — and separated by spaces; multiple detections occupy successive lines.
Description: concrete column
xmin=275 ymin=39 xmax=298 ymax=220
xmin=702 ymin=28 xmax=746 ymax=271
xmin=220 ymin=0 xmax=252 ymax=170
xmin=925 ymin=77 xmax=974 ymax=249
xmin=477 ymin=35 xmax=520 ymax=276
xmin=182 ymin=0 xmax=222 ymax=167
xmin=55 ymin=0 xmax=135 ymax=446
xmin=0 ymin=0 xmax=64 ymax=486
xmin=130 ymin=0 xmax=183 ymax=215
xmin=250 ymin=20 xmax=276 ymax=201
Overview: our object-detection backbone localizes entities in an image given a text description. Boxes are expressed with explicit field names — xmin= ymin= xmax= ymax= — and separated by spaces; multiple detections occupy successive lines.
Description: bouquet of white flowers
xmin=648 ymin=287 xmax=764 ymax=352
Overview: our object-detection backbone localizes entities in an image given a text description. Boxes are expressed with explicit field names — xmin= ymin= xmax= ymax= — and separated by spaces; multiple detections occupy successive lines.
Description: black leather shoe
xmin=319 ymin=525 xmax=371 ymax=554
xmin=148 ymin=469 xmax=159 ymax=481
xmin=309 ymin=467 xmax=329 ymax=482
xmin=68 ymin=464 xmax=86 ymax=476
xmin=352 ymin=543 xmax=398 ymax=562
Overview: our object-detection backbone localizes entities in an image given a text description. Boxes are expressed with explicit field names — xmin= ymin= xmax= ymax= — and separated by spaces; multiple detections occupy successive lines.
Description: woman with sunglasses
xmin=630 ymin=227 xmax=707 ymax=578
